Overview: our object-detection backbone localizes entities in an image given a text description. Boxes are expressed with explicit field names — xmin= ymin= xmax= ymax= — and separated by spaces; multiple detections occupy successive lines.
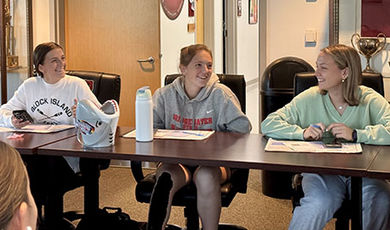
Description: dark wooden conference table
xmin=35 ymin=126 xmax=383 ymax=230
xmin=0 ymin=128 xmax=76 ymax=155
xmin=367 ymin=145 xmax=390 ymax=180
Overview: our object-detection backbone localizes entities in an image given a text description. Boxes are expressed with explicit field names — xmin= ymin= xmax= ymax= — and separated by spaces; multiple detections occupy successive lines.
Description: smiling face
xmin=315 ymin=51 xmax=348 ymax=94
xmin=180 ymin=50 xmax=213 ymax=98
xmin=38 ymin=48 xmax=66 ymax=84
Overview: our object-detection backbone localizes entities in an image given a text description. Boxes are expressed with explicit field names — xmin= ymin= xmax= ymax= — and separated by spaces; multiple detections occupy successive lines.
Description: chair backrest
xmin=165 ymin=73 xmax=248 ymax=194
xmin=66 ymin=70 xmax=121 ymax=103
xmin=294 ymin=72 xmax=384 ymax=96
xmin=66 ymin=70 xmax=121 ymax=170
xmin=261 ymin=56 xmax=314 ymax=91
xmin=165 ymin=74 xmax=246 ymax=113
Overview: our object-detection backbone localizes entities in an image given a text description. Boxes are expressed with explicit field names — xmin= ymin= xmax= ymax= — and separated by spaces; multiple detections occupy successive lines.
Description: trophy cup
xmin=351 ymin=33 xmax=386 ymax=73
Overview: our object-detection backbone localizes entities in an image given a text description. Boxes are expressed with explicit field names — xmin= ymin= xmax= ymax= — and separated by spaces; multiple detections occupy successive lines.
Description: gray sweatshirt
xmin=153 ymin=73 xmax=251 ymax=133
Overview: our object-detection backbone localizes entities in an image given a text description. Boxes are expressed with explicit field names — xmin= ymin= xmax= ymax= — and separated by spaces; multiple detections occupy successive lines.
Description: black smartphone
xmin=322 ymin=137 xmax=342 ymax=148
xmin=324 ymin=143 xmax=342 ymax=148
xmin=13 ymin=110 xmax=33 ymax=123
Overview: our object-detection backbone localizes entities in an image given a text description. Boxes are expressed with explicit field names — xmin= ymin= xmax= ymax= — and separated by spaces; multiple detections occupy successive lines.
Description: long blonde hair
xmin=321 ymin=44 xmax=362 ymax=105
xmin=0 ymin=142 xmax=29 ymax=229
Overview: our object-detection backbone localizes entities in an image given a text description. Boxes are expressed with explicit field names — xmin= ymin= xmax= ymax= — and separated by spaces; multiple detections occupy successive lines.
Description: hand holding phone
xmin=12 ymin=110 xmax=33 ymax=123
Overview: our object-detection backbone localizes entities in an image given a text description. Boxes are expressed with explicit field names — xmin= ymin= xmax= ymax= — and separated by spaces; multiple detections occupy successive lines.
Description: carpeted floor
xmin=64 ymin=166 xmax=336 ymax=230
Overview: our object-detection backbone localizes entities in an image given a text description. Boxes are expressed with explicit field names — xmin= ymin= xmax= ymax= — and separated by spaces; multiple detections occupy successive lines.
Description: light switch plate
xmin=305 ymin=30 xmax=317 ymax=43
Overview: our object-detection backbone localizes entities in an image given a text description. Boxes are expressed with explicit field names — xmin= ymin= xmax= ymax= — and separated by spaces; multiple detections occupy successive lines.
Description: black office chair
xmin=260 ymin=56 xmax=315 ymax=199
xmin=292 ymin=71 xmax=384 ymax=230
xmin=131 ymin=74 xmax=249 ymax=230
xmin=293 ymin=72 xmax=384 ymax=97
xmin=41 ymin=70 xmax=121 ymax=229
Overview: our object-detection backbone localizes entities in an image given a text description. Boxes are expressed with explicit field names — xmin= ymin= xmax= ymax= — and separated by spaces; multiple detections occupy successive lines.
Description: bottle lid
xmin=136 ymin=86 xmax=152 ymax=100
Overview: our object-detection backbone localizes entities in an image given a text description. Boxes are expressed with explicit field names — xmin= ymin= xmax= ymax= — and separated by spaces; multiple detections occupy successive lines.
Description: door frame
xmin=223 ymin=0 xmax=237 ymax=74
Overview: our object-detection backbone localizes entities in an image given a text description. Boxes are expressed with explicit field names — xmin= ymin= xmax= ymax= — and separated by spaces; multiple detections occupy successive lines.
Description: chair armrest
xmin=131 ymin=161 xmax=145 ymax=183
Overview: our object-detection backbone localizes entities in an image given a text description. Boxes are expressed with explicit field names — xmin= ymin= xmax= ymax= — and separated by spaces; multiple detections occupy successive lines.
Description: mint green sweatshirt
xmin=261 ymin=86 xmax=390 ymax=145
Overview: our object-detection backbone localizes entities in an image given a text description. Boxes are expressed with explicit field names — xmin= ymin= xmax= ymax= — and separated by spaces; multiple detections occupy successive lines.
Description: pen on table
xmin=182 ymin=131 xmax=204 ymax=137
xmin=310 ymin=124 xmax=321 ymax=129
xmin=310 ymin=124 xmax=327 ymax=133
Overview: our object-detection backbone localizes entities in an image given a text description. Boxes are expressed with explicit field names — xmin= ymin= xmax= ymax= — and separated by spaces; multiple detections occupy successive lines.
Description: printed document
xmin=265 ymin=138 xmax=362 ymax=153
xmin=123 ymin=129 xmax=215 ymax=140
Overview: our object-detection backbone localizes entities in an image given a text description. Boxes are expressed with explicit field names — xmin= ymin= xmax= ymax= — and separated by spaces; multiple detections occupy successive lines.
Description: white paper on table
xmin=265 ymin=138 xmax=362 ymax=153
xmin=123 ymin=129 xmax=215 ymax=141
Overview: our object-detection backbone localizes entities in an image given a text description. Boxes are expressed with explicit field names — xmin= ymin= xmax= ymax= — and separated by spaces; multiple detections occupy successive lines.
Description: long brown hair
xmin=0 ymin=142 xmax=29 ymax=229
xmin=321 ymin=44 xmax=361 ymax=105
xmin=179 ymin=44 xmax=213 ymax=67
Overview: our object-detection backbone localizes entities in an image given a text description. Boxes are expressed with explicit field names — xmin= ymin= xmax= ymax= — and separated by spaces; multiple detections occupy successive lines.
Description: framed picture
xmin=249 ymin=0 xmax=258 ymax=24
xmin=361 ymin=0 xmax=390 ymax=37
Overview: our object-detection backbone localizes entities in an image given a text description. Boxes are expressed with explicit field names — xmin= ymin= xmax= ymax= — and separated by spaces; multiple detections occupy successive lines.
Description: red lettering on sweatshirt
xmin=182 ymin=118 xmax=193 ymax=125
xmin=171 ymin=115 xmax=213 ymax=130
xmin=173 ymin=114 xmax=181 ymax=122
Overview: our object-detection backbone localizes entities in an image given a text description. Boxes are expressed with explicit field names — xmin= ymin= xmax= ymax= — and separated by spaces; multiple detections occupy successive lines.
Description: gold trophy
xmin=351 ymin=33 xmax=386 ymax=73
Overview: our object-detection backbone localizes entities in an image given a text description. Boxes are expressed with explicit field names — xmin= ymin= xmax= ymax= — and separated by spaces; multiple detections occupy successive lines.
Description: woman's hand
xmin=11 ymin=116 xmax=30 ymax=129
xmin=72 ymin=99 xmax=78 ymax=118
xmin=303 ymin=123 xmax=326 ymax=140
xmin=327 ymin=123 xmax=354 ymax=141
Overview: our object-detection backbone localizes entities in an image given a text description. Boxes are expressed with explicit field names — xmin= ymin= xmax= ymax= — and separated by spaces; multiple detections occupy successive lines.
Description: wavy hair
xmin=0 ymin=142 xmax=29 ymax=229
xmin=320 ymin=44 xmax=362 ymax=105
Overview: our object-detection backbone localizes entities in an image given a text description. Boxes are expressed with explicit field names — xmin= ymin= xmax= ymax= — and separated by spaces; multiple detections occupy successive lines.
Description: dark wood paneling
xmin=1 ymin=0 xmax=7 ymax=103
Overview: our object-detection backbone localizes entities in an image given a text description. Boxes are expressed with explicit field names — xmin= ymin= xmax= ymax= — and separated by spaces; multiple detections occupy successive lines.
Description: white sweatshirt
xmin=0 ymin=75 xmax=101 ymax=172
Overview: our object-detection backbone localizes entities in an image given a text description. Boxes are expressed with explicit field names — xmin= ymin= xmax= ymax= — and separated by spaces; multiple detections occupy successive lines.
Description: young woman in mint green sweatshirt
xmin=262 ymin=44 xmax=390 ymax=230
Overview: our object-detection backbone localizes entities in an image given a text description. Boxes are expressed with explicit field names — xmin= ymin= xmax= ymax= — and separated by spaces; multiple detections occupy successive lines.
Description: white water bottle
xmin=136 ymin=86 xmax=153 ymax=142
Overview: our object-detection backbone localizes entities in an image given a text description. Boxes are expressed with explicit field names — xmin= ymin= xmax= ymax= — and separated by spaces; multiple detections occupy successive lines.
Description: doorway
xmin=223 ymin=0 xmax=237 ymax=74
xmin=63 ymin=0 xmax=161 ymax=126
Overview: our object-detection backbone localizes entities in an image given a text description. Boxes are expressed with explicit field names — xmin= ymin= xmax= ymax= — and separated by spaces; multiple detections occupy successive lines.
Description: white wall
xmin=266 ymin=0 xmax=328 ymax=67
xmin=236 ymin=0 xmax=259 ymax=82
xmin=160 ymin=1 xmax=195 ymax=86
xmin=32 ymin=0 xmax=56 ymax=47
xmin=160 ymin=0 xmax=260 ymax=82
xmin=204 ymin=1 xmax=223 ymax=74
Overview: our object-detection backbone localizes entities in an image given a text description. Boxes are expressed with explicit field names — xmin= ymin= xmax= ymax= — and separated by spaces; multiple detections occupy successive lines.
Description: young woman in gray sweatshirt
xmin=147 ymin=44 xmax=251 ymax=230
